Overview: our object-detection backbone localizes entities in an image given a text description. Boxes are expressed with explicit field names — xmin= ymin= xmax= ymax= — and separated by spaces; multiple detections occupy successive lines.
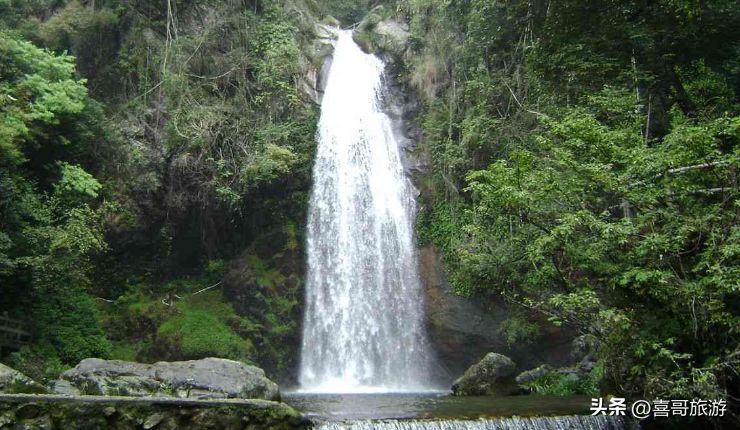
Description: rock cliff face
xmin=352 ymin=6 xmax=410 ymax=58
xmin=419 ymin=245 xmax=575 ymax=380
xmin=419 ymin=246 xmax=507 ymax=379
xmin=221 ymin=227 xmax=306 ymax=385
xmin=221 ymin=16 xmax=336 ymax=387
xmin=300 ymin=22 xmax=337 ymax=106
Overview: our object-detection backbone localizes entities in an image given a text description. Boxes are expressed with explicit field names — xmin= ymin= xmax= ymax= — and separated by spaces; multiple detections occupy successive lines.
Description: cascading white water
xmin=314 ymin=416 xmax=633 ymax=430
xmin=299 ymin=29 xmax=433 ymax=393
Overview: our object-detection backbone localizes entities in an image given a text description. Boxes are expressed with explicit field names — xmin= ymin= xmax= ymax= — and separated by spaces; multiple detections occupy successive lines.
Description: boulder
xmin=59 ymin=357 xmax=279 ymax=400
xmin=451 ymin=353 xmax=518 ymax=396
xmin=49 ymin=379 xmax=81 ymax=396
xmin=352 ymin=6 xmax=410 ymax=56
xmin=0 ymin=363 xmax=45 ymax=394
xmin=570 ymin=334 xmax=600 ymax=373
xmin=515 ymin=364 xmax=553 ymax=386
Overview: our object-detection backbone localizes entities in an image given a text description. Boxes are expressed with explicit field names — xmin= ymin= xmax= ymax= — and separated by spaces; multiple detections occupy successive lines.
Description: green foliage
xmin=525 ymin=362 xmax=604 ymax=396
xmin=54 ymin=161 xmax=102 ymax=200
xmin=407 ymin=0 xmax=740 ymax=401
xmin=158 ymin=293 xmax=253 ymax=362
xmin=33 ymin=286 xmax=111 ymax=365
xmin=498 ymin=315 xmax=540 ymax=346
xmin=236 ymin=250 xmax=302 ymax=375
xmin=243 ymin=144 xmax=299 ymax=187
xmin=9 ymin=341 xmax=68 ymax=383
xmin=460 ymin=101 xmax=739 ymax=398
xmin=0 ymin=29 xmax=110 ymax=373
xmin=103 ymin=265 xmax=257 ymax=365
xmin=322 ymin=0 xmax=391 ymax=24
xmin=247 ymin=254 xmax=285 ymax=290
xmin=109 ymin=342 xmax=139 ymax=362
xmin=0 ymin=31 xmax=87 ymax=165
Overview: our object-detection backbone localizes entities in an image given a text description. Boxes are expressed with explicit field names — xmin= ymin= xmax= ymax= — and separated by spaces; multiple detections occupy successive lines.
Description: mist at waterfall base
xmin=298 ymin=29 xmax=436 ymax=394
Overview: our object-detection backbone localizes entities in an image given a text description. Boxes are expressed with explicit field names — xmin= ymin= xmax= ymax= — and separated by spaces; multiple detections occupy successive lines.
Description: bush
xmin=9 ymin=341 xmax=67 ymax=383
xmin=525 ymin=362 xmax=604 ymax=396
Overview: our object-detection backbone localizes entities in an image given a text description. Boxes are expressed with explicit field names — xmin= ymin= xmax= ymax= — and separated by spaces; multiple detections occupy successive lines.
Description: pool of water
xmin=283 ymin=392 xmax=593 ymax=421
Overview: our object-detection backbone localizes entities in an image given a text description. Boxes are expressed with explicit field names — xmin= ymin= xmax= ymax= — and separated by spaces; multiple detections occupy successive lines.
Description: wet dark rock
xmin=418 ymin=244 xmax=578 ymax=384
xmin=451 ymin=352 xmax=519 ymax=396
xmin=59 ymin=357 xmax=280 ymax=400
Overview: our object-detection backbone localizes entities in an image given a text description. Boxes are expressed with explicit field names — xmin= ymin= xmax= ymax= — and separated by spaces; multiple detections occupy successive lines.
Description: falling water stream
xmin=299 ymin=29 xmax=433 ymax=393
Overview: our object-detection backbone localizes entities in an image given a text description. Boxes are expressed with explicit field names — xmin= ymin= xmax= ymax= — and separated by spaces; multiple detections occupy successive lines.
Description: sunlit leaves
xmin=0 ymin=33 xmax=87 ymax=164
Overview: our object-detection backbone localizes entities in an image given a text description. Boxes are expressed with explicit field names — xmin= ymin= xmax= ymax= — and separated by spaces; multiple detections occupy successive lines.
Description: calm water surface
xmin=283 ymin=392 xmax=593 ymax=421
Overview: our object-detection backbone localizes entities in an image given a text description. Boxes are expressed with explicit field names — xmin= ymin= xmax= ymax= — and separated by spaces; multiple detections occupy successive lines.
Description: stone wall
xmin=0 ymin=394 xmax=308 ymax=430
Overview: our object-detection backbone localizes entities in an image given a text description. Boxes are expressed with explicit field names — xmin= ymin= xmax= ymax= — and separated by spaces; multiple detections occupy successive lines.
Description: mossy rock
xmin=451 ymin=352 xmax=519 ymax=396
xmin=0 ymin=396 xmax=308 ymax=429
xmin=0 ymin=363 xmax=47 ymax=394
xmin=352 ymin=6 xmax=410 ymax=57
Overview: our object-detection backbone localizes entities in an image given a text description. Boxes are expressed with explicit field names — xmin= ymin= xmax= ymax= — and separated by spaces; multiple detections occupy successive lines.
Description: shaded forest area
xmin=0 ymin=0 xmax=738 ymax=408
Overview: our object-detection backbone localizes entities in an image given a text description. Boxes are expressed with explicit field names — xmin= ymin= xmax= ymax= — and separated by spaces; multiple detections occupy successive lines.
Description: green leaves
xmin=54 ymin=162 xmax=102 ymax=199
xmin=420 ymin=65 xmax=738 ymax=397
xmin=0 ymin=32 xmax=87 ymax=165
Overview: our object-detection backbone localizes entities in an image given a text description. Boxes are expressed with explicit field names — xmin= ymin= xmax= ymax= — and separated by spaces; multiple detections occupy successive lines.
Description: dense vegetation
xmin=0 ymin=0 xmax=738 ymax=410
xmin=401 ymin=0 xmax=739 ymax=401
xmin=0 ymin=0 xmax=330 ymax=382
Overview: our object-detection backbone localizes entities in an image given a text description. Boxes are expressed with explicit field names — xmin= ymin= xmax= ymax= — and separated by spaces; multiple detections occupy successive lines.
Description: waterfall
xmin=299 ymin=29 xmax=433 ymax=393
xmin=314 ymin=416 xmax=635 ymax=430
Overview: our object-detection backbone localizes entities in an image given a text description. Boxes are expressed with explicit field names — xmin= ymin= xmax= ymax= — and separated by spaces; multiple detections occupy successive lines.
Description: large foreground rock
xmin=58 ymin=358 xmax=280 ymax=400
xmin=0 ymin=394 xmax=307 ymax=430
xmin=451 ymin=353 xmax=518 ymax=396
xmin=0 ymin=363 xmax=45 ymax=394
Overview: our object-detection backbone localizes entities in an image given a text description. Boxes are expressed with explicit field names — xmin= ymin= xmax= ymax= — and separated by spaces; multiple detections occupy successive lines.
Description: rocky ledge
xmin=0 ymin=358 xmax=305 ymax=429
xmin=0 ymin=394 xmax=308 ymax=430
xmin=53 ymin=357 xmax=280 ymax=401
